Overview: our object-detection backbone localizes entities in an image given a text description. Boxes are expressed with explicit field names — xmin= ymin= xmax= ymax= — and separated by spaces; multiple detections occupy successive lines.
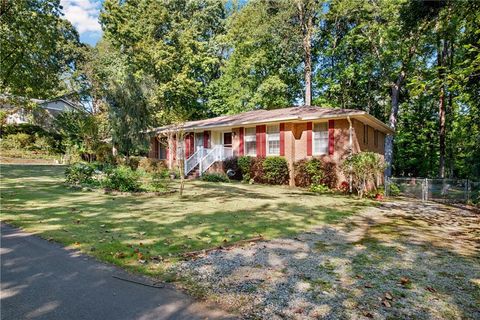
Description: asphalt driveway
xmin=0 ymin=223 xmax=233 ymax=320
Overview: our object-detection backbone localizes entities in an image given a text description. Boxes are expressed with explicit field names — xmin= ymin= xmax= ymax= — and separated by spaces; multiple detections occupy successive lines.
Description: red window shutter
xmin=328 ymin=120 xmax=335 ymax=155
xmin=239 ymin=127 xmax=244 ymax=156
xmin=256 ymin=125 xmax=261 ymax=156
xmin=279 ymin=123 xmax=285 ymax=156
xmin=256 ymin=125 xmax=266 ymax=157
xmin=155 ymin=138 xmax=159 ymax=158
xmin=306 ymin=122 xmax=312 ymax=156
xmin=203 ymin=131 xmax=210 ymax=148
xmin=190 ymin=133 xmax=194 ymax=156
xmin=185 ymin=133 xmax=194 ymax=158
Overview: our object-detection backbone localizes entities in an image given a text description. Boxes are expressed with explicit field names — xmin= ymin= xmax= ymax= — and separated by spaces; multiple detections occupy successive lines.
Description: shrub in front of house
xmin=223 ymin=156 xmax=242 ymax=180
xmin=65 ymin=162 xmax=97 ymax=185
xmin=295 ymin=158 xmax=324 ymax=186
xmin=0 ymin=133 xmax=33 ymax=150
xmin=32 ymin=135 xmax=57 ymax=153
xmin=102 ymin=165 xmax=141 ymax=192
xmin=138 ymin=157 xmax=167 ymax=173
xmin=341 ymin=151 xmax=385 ymax=198
xmin=237 ymin=156 xmax=253 ymax=182
xmin=262 ymin=156 xmax=290 ymax=185
xmin=124 ymin=156 xmax=141 ymax=171
xmin=250 ymin=157 xmax=266 ymax=183
xmin=1 ymin=124 xmax=64 ymax=154
xmin=294 ymin=158 xmax=337 ymax=189
xmin=321 ymin=161 xmax=338 ymax=188
xmin=293 ymin=159 xmax=312 ymax=187
xmin=201 ymin=172 xmax=230 ymax=183
xmin=238 ymin=156 xmax=289 ymax=185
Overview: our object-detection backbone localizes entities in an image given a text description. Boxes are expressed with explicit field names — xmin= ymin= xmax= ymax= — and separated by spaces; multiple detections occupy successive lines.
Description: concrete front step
xmin=186 ymin=168 xmax=200 ymax=179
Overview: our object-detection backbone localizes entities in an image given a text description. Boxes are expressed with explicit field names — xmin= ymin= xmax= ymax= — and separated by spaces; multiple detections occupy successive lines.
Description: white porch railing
xmin=200 ymin=146 xmax=233 ymax=174
xmin=184 ymin=147 xmax=209 ymax=176
xmin=184 ymin=146 xmax=233 ymax=176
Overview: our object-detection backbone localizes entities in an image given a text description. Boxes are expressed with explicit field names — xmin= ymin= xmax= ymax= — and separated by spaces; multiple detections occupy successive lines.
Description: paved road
xmin=0 ymin=223 xmax=234 ymax=320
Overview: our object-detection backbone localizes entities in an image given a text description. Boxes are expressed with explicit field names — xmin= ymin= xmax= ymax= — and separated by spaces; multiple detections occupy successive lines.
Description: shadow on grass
xmin=1 ymin=164 xmax=369 ymax=264
xmin=2 ymin=165 xmax=479 ymax=319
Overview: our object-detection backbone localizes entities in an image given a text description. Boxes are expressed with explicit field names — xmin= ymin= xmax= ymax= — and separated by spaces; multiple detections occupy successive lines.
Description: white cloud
xmin=61 ymin=0 xmax=102 ymax=34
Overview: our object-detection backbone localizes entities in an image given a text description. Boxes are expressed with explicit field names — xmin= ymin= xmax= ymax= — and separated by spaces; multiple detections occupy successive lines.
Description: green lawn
xmin=0 ymin=164 xmax=371 ymax=277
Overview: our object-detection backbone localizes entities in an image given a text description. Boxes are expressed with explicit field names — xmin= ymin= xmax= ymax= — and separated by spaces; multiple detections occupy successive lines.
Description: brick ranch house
xmin=147 ymin=106 xmax=393 ymax=186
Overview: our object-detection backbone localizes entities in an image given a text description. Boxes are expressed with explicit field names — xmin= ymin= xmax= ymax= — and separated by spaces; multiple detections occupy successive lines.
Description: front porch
xmin=148 ymin=129 xmax=236 ymax=177
xmin=184 ymin=145 xmax=233 ymax=177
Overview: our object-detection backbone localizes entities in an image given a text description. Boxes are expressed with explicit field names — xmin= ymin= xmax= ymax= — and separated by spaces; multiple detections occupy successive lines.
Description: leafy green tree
xmin=100 ymin=0 xmax=226 ymax=122
xmin=0 ymin=0 xmax=82 ymax=99
xmin=105 ymin=74 xmax=151 ymax=158
xmin=207 ymin=0 xmax=302 ymax=114
xmin=342 ymin=152 xmax=385 ymax=198
xmin=54 ymin=111 xmax=102 ymax=162
xmin=315 ymin=0 xmax=441 ymax=178
xmin=208 ymin=0 xmax=324 ymax=114
xmin=73 ymin=39 xmax=129 ymax=115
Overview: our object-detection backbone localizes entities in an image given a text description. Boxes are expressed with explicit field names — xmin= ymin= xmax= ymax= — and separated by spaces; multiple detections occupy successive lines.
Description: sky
xmin=60 ymin=0 xmax=104 ymax=46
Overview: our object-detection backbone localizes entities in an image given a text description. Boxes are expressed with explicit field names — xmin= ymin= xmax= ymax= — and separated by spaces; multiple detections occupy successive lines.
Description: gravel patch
xmin=173 ymin=199 xmax=480 ymax=319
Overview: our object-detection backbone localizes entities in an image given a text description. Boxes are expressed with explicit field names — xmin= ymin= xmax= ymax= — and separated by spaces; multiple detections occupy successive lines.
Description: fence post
xmin=421 ymin=179 xmax=425 ymax=201
xmin=466 ymin=179 xmax=470 ymax=203
xmin=385 ymin=178 xmax=389 ymax=197
xmin=424 ymin=178 xmax=429 ymax=202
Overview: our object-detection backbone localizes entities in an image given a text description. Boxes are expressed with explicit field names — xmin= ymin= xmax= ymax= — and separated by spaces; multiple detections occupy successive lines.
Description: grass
xmin=0 ymin=164 xmax=372 ymax=278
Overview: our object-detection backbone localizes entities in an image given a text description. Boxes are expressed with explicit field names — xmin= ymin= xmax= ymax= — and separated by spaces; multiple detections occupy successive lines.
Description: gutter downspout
xmin=347 ymin=116 xmax=353 ymax=193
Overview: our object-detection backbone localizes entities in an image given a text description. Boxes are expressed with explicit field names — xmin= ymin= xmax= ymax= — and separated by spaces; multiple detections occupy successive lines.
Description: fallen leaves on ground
xmin=114 ymin=252 xmax=125 ymax=259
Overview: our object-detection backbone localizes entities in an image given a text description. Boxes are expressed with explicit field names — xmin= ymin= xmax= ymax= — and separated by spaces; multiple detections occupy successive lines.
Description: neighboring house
xmin=1 ymin=97 xmax=81 ymax=126
xmin=148 ymin=106 xmax=393 ymax=185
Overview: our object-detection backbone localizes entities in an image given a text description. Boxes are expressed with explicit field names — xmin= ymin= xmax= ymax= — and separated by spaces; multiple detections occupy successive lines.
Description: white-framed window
xmin=244 ymin=127 xmax=256 ymax=156
xmin=267 ymin=124 xmax=280 ymax=156
xmin=313 ymin=122 xmax=328 ymax=155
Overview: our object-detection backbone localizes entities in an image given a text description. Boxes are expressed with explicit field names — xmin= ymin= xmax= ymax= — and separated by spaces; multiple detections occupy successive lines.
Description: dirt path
xmin=174 ymin=199 xmax=480 ymax=319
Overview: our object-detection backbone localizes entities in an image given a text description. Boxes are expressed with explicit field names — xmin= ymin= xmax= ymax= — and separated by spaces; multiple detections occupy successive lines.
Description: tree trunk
xmin=304 ymin=35 xmax=312 ymax=106
xmin=384 ymin=71 xmax=405 ymax=178
xmin=297 ymin=0 xmax=313 ymax=106
xmin=438 ymin=87 xmax=446 ymax=178
xmin=438 ymin=38 xmax=448 ymax=178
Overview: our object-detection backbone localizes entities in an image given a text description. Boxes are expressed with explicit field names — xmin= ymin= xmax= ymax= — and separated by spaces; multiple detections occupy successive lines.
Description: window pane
xmin=267 ymin=125 xmax=279 ymax=134
xmin=313 ymin=123 xmax=328 ymax=155
xmin=244 ymin=127 xmax=256 ymax=156
xmin=267 ymin=125 xmax=280 ymax=155
xmin=246 ymin=142 xmax=256 ymax=155
xmin=268 ymin=140 xmax=280 ymax=155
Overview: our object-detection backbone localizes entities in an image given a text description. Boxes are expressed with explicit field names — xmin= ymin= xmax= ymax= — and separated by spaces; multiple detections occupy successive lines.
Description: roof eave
xmin=151 ymin=111 xmax=394 ymax=135
xmin=354 ymin=114 xmax=394 ymax=134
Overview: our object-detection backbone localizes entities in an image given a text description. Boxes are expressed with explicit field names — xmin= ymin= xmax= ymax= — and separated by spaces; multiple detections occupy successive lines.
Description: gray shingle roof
xmin=153 ymin=106 xmax=393 ymax=134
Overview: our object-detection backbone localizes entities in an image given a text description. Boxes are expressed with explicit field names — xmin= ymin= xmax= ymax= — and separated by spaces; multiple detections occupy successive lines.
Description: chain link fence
xmin=385 ymin=177 xmax=480 ymax=204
